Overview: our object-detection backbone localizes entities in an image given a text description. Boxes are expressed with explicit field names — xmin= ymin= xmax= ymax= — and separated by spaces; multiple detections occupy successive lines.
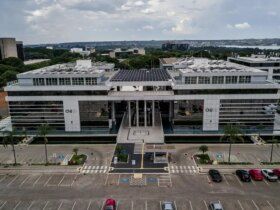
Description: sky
xmin=0 ymin=0 xmax=280 ymax=44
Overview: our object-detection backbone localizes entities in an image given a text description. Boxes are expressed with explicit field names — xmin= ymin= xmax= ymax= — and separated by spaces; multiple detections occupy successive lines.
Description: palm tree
xmin=73 ymin=147 xmax=79 ymax=156
xmin=199 ymin=145 xmax=208 ymax=154
xmin=37 ymin=124 xmax=51 ymax=165
xmin=2 ymin=130 xmax=17 ymax=165
xmin=220 ymin=124 xmax=244 ymax=163
xmin=269 ymin=136 xmax=279 ymax=163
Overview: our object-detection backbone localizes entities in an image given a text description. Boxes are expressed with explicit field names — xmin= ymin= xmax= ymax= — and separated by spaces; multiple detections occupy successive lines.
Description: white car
xmin=209 ymin=201 xmax=224 ymax=210
xmin=162 ymin=201 xmax=174 ymax=210
xmin=261 ymin=169 xmax=278 ymax=182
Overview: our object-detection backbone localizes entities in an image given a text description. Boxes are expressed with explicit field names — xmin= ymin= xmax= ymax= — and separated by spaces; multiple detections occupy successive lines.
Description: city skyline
xmin=0 ymin=0 xmax=280 ymax=44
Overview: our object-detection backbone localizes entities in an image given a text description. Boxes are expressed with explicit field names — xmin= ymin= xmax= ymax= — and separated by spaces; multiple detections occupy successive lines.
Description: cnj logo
xmin=65 ymin=109 xmax=73 ymax=113
xmin=205 ymin=108 xmax=213 ymax=112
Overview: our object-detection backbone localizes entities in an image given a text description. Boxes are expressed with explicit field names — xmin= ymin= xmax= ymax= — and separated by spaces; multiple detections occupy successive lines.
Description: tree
xmin=37 ymin=124 xmax=51 ymax=165
xmin=220 ymin=124 xmax=244 ymax=163
xmin=269 ymin=136 xmax=279 ymax=163
xmin=0 ymin=57 xmax=24 ymax=69
xmin=73 ymin=147 xmax=79 ymax=156
xmin=199 ymin=145 xmax=208 ymax=154
xmin=2 ymin=130 xmax=18 ymax=165
xmin=256 ymin=123 xmax=265 ymax=136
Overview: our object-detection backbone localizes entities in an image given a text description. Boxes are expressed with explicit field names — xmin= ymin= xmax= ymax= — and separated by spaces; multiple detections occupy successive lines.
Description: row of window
xmin=185 ymin=76 xmax=251 ymax=84
xmin=33 ymin=77 xmax=98 ymax=86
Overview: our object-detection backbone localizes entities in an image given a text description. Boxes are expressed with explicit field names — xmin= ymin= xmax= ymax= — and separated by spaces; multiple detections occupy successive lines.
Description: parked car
xmin=261 ymin=169 xmax=278 ymax=182
xmin=249 ymin=169 xmax=264 ymax=181
xmin=236 ymin=170 xmax=251 ymax=182
xmin=103 ymin=199 xmax=116 ymax=210
xmin=209 ymin=201 xmax=224 ymax=210
xmin=161 ymin=201 xmax=174 ymax=210
xmin=272 ymin=169 xmax=280 ymax=179
xmin=209 ymin=169 xmax=222 ymax=182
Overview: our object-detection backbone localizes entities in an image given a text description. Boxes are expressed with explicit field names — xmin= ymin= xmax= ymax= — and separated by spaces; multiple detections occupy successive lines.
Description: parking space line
xmin=0 ymin=176 xmax=6 ymax=183
xmin=252 ymin=200 xmax=259 ymax=210
xmin=7 ymin=175 xmax=19 ymax=187
xmin=86 ymin=200 xmax=92 ymax=210
xmin=189 ymin=201 xmax=193 ymax=210
xmin=203 ymin=200 xmax=208 ymax=210
xmin=237 ymin=200 xmax=244 ymax=210
xmin=251 ymin=180 xmax=256 ymax=186
xmin=71 ymin=201 xmax=76 ymax=210
xmin=267 ymin=201 xmax=275 ymax=210
xmin=13 ymin=201 xmax=21 ymax=210
xmin=174 ymin=201 xmax=177 ymax=210
xmin=235 ymin=175 xmax=243 ymax=187
xmin=131 ymin=201 xmax=134 ymax=210
xmin=263 ymin=179 xmax=270 ymax=186
xmin=159 ymin=201 xmax=162 ymax=210
xmin=104 ymin=174 xmax=109 ymax=186
xmin=33 ymin=175 xmax=42 ymax=187
xmin=145 ymin=200 xmax=147 ymax=210
xmin=117 ymin=174 xmax=120 ymax=186
xmin=58 ymin=175 xmax=65 ymax=186
xmin=206 ymin=175 xmax=212 ymax=186
xmin=57 ymin=201 xmax=63 ymax=210
xmin=71 ymin=174 xmax=78 ymax=187
xmin=27 ymin=201 xmax=34 ymax=210
xmin=223 ymin=175 xmax=229 ymax=185
xmin=0 ymin=201 xmax=6 ymax=210
xmin=44 ymin=175 xmax=52 ymax=187
xmin=19 ymin=176 xmax=30 ymax=188
xmin=43 ymin=201 xmax=49 ymax=210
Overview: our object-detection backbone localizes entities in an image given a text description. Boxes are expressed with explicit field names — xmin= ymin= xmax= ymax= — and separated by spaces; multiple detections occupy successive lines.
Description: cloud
xmin=227 ymin=22 xmax=251 ymax=30
xmin=142 ymin=25 xmax=154 ymax=30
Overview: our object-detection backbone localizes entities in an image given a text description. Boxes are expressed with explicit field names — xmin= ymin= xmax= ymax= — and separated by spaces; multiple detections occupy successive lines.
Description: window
xmin=225 ymin=76 xmax=238 ymax=84
xmin=185 ymin=77 xmax=197 ymax=84
xmin=239 ymin=76 xmax=251 ymax=83
xmin=212 ymin=76 xmax=224 ymax=84
xmin=46 ymin=78 xmax=58 ymax=86
xmin=198 ymin=76 xmax=210 ymax=84
xmin=59 ymin=78 xmax=71 ymax=85
xmin=85 ymin=77 xmax=97 ymax=85
xmin=72 ymin=77 xmax=84 ymax=85
xmin=273 ymin=69 xmax=280 ymax=74
xmin=33 ymin=78 xmax=45 ymax=86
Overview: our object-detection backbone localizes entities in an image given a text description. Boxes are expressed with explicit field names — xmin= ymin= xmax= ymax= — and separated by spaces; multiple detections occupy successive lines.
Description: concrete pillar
xmin=144 ymin=100 xmax=147 ymax=127
xmin=128 ymin=101 xmax=131 ymax=127
xmin=169 ymin=101 xmax=172 ymax=121
xmin=152 ymin=100 xmax=155 ymax=126
xmin=136 ymin=101 xmax=139 ymax=127
xmin=112 ymin=101 xmax=115 ymax=123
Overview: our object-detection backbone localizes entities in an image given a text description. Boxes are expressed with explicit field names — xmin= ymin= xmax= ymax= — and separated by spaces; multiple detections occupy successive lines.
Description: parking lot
xmin=0 ymin=198 xmax=279 ymax=210
xmin=0 ymin=173 xmax=80 ymax=188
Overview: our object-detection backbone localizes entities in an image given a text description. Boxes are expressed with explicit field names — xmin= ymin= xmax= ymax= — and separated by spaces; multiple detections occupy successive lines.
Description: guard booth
xmin=145 ymin=144 xmax=176 ymax=164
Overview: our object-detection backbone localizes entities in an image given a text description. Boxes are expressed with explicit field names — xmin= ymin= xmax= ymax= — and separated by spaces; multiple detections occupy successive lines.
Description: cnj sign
xmin=205 ymin=108 xmax=213 ymax=112
xmin=65 ymin=109 xmax=73 ymax=113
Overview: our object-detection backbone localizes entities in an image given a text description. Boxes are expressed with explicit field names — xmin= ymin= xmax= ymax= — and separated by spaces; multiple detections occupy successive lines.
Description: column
xmin=136 ymin=100 xmax=139 ymax=127
xmin=144 ymin=100 xmax=147 ymax=127
xmin=152 ymin=100 xmax=155 ymax=126
xmin=112 ymin=101 xmax=116 ymax=123
xmin=128 ymin=101 xmax=131 ymax=127
xmin=169 ymin=101 xmax=172 ymax=121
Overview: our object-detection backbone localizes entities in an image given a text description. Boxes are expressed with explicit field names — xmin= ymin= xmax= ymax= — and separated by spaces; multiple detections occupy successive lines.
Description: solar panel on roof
xmin=110 ymin=69 xmax=171 ymax=82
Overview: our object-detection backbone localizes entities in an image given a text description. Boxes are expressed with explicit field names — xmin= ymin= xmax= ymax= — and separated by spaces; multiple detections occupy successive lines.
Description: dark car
xmin=236 ymin=170 xmax=251 ymax=182
xmin=209 ymin=169 xmax=222 ymax=182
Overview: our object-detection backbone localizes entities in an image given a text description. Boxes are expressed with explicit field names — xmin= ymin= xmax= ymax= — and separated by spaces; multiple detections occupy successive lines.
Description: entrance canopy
xmin=145 ymin=144 xmax=176 ymax=153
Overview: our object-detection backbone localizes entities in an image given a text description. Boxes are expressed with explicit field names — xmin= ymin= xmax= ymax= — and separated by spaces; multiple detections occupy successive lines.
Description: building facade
xmin=228 ymin=55 xmax=280 ymax=83
xmin=5 ymin=59 xmax=280 ymax=143
xmin=0 ymin=38 xmax=18 ymax=60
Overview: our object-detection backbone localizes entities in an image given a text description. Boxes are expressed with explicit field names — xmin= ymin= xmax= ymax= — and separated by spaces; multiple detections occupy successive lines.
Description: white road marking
xmin=19 ymin=176 xmax=30 ymax=188
xmin=237 ymin=200 xmax=244 ymax=210
xmin=0 ymin=176 xmax=6 ymax=183
xmin=189 ymin=200 xmax=193 ymax=210
xmin=58 ymin=175 xmax=65 ymax=186
xmin=145 ymin=200 xmax=148 ymax=210
xmin=223 ymin=175 xmax=229 ymax=185
xmin=33 ymin=175 xmax=42 ymax=187
xmin=267 ymin=200 xmax=275 ymax=210
xmin=235 ymin=175 xmax=243 ymax=186
xmin=0 ymin=201 xmax=7 ymax=210
xmin=252 ymin=200 xmax=259 ymax=210
xmin=71 ymin=174 xmax=78 ymax=187
xmin=44 ymin=175 xmax=52 ymax=187
xmin=263 ymin=179 xmax=270 ymax=186
xmin=7 ymin=175 xmax=19 ymax=187
xmin=174 ymin=201 xmax=177 ymax=210
xmin=42 ymin=201 xmax=49 ymax=210
xmin=86 ymin=200 xmax=92 ymax=210
xmin=203 ymin=200 xmax=208 ymax=210
xmin=27 ymin=201 xmax=34 ymax=210
xmin=13 ymin=201 xmax=21 ymax=210
xmin=57 ymin=201 xmax=63 ymax=210
xmin=131 ymin=201 xmax=134 ymax=210
xmin=71 ymin=201 xmax=76 ymax=210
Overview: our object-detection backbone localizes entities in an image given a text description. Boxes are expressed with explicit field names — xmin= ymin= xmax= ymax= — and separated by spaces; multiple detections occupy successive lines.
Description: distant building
xmin=0 ymin=38 xmax=19 ymax=60
xmin=228 ymin=54 xmax=280 ymax=83
xmin=46 ymin=46 xmax=53 ymax=50
xmin=159 ymin=57 xmax=191 ymax=71
xmin=70 ymin=48 xmax=91 ymax=56
xmin=162 ymin=42 xmax=189 ymax=51
xmin=109 ymin=48 xmax=145 ymax=58
xmin=16 ymin=41 xmax=24 ymax=61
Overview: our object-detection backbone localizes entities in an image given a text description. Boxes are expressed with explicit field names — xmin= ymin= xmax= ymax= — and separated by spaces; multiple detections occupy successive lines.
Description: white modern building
xmin=4 ymin=58 xmax=280 ymax=143
xmin=228 ymin=55 xmax=280 ymax=83
xmin=109 ymin=48 xmax=145 ymax=58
